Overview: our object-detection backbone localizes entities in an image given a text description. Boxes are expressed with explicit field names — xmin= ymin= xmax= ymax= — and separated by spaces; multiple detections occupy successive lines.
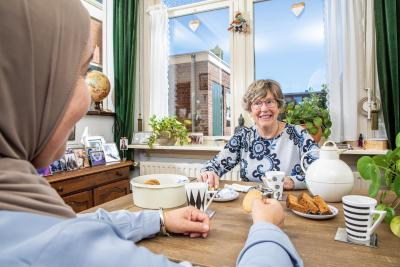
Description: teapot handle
xmin=300 ymin=150 xmax=314 ymax=174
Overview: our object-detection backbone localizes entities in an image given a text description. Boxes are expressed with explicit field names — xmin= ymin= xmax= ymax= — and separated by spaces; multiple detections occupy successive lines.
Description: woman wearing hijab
xmin=0 ymin=1 xmax=302 ymax=266
xmin=199 ymin=80 xmax=319 ymax=190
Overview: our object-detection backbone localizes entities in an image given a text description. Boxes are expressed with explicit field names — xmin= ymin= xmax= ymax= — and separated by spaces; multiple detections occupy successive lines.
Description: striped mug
xmin=342 ymin=195 xmax=386 ymax=243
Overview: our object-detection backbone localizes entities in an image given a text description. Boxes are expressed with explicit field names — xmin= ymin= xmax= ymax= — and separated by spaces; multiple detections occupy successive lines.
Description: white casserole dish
xmin=130 ymin=174 xmax=188 ymax=209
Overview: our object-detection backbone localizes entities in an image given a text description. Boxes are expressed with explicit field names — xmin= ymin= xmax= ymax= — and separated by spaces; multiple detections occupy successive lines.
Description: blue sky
xmin=167 ymin=0 xmax=326 ymax=93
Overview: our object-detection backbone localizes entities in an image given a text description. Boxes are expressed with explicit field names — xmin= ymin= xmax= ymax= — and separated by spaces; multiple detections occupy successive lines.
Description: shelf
xmin=86 ymin=110 xmax=115 ymax=116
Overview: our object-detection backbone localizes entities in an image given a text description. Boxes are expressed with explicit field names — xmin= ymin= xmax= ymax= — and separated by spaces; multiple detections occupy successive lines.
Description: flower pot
xmin=157 ymin=137 xmax=177 ymax=146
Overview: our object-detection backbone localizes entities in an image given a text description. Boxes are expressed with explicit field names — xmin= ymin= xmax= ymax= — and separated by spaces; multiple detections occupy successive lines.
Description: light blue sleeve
xmin=237 ymin=222 xmax=303 ymax=267
xmin=78 ymin=208 xmax=160 ymax=242
xmin=0 ymin=210 xmax=188 ymax=267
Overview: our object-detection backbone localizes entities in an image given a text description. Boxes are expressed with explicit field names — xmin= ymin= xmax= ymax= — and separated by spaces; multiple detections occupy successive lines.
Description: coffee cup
xmin=263 ymin=171 xmax=285 ymax=200
xmin=185 ymin=182 xmax=214 ymax=211
xmin=342 ymin=195 xmax=386 ymax=243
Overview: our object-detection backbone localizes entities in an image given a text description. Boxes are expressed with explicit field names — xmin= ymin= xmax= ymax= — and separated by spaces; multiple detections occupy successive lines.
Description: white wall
xmin=68 ymin=115 xmax=114 ymax=145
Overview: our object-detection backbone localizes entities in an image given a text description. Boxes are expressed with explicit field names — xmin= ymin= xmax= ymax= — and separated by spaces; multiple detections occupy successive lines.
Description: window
xmin=168 ymin=8 xmax=231 ymax=136
xmin=254 ymin=0 xmax=326 ymax=96
xmin=143 ymin=0 xmax=326 ymax=136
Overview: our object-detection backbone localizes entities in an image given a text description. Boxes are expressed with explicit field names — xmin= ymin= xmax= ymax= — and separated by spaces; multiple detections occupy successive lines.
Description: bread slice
xmin=313 ymin=195 xmax=332 ymax=215
xmin=242 ymin=190 xmax=262 ymax=213
xmin=286 ymin=194 xmax=307 ymax=213
xmin=298 ymin=192 xmax=319 ymax=214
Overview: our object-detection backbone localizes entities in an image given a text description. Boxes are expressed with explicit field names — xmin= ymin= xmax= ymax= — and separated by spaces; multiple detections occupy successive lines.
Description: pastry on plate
xmin=298 ymin=192 xmax=319 ymax=214
xmin=286 ymin=194 xmax=308 ymax=214
xmin=312 ymin=195 xmax=332 ymax=215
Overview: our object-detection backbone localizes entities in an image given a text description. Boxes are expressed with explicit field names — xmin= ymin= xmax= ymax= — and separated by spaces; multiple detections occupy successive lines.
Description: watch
xmin=158 ymin=207 xmax=170 ymax=236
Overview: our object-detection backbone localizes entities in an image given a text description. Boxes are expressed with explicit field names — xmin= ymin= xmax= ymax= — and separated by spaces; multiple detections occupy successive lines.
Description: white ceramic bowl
xmin=130 ymin=174 xmax=188 ymax=209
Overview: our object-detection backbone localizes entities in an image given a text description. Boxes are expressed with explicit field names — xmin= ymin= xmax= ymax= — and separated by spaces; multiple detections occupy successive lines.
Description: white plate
xmin=208 ymin=188 xmax=240 ymax=202
xmin=291 ymin=205 xmax=339 ymax=220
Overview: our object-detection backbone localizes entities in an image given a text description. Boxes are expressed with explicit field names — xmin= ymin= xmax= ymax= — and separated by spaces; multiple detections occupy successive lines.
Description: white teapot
xmin=301 ymin=141 xmax=354 ymax=202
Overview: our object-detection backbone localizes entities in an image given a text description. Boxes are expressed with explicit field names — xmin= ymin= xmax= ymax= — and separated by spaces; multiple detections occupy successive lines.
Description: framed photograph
xmin=132 ymin=132 xmax=152 ymax=145
xmin=102 ymin=143 xmax=121 ymax=163
xmin=50 ymin=159 xmax=64 ymax=173
xmin=64 ymin=152 xmax=78 ymax=171
xmin=188 ymin=132 xmax=204 ymax=145
xmin=89 ymin=150 xmax=106 ymax=166
xmin=37 ymin=166 xmax=52 ymax=177
xmin=120 ymin=137 xmax=128 ymax=150
xmin=84 ymin=136 xmax=105 ymax=151
xmin=73 ymin=148 xmax=86 ymax=169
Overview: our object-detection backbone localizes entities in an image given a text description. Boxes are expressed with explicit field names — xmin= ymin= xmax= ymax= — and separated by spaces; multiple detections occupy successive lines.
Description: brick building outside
xmin=168 ymin=50 xmax=231 ymax=136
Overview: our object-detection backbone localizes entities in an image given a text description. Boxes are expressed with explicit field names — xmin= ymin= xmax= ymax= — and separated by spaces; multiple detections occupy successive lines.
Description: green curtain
xmin=113 ymin=0 xmax=138 ymax=159
xmin=375 ymin=0 xmax=399 ymax=149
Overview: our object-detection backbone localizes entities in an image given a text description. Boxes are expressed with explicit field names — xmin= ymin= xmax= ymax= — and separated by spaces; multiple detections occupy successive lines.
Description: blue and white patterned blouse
xmin=201 ymin=124 xmax=319 ymax=189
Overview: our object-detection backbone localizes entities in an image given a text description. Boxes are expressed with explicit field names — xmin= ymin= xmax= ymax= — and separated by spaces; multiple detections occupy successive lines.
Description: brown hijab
xmin=0 ymin=0 xmax=90 ymax=218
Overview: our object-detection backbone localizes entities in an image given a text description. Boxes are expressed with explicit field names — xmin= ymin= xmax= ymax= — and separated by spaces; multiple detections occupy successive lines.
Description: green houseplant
xmin=283 ymin=85 xmax=332 ymax=142
xmin=357 ymin=132 xmax=400 ymax=229
xmin=148 ymin=115 xmax=188 ymax=148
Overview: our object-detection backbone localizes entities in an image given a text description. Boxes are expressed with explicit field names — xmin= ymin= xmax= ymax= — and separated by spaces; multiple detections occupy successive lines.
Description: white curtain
xmin=324 ymin=0 xmax=375 ymax=142
xmin=149 ymin=4 xmax=169 ymax=118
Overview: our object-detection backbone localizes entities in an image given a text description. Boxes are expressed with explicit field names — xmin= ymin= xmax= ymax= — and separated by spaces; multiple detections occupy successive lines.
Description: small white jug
xmin=301 ymin=141 xmax=354 ymax=202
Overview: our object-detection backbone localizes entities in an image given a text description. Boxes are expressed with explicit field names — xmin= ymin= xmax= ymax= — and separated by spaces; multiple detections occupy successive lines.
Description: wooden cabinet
xmin=47 ymin=161 xmax=133 ymax=212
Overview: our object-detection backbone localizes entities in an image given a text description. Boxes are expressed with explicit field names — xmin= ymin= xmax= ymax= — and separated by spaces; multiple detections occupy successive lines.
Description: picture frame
xmin=37 ymin=166 xmax=52 ymax=177
xmin=50 ymin=159 xmax=64 ymax=173
xmin=64 ymin=152 xmax=78 ymax=171
xmin=102 ymin=143 xmax=121 ymax=163
xmin=73 ymin=148 xmax=86 ymax=169
xmin=89 ymin=150 xmax=106 ymax=166
xmin=188 ymin=132 xmax=204 ymax=145
xmin=84 ymin=136 xmax=105 ymax=151
xmin=120 ymin=137 xmax=128 ymax=150
xmin=68 ymin=125 xmax=76 ymax=141
xmin=132 ymin=131 xmax=152 ymax=145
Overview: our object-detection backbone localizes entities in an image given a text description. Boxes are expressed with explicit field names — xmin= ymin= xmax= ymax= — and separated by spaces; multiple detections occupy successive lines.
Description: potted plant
xmin=283 ymin=85 xmax=332 ymax=142
xmin=357 ymin=132 xmax=400 ymax=237
xmin=148 ymin=115 xmax=189 ymax=148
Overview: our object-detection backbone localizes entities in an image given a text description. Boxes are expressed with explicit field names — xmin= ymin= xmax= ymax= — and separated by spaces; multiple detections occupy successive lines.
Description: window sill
xmin=129 ymin=144 xmax=387 ymax=155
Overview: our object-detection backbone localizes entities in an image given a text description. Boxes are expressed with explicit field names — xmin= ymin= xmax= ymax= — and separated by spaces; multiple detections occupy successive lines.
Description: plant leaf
xmin=384 ymin=206 xmax=395 ymax=224
xmin=396 ymin=132 xmax=400 ymax=148
xmin=357 ymin=156 xmax=376 ymax=180
xmin=313 ymin=117 xmax=322 ymax=127
xmin=394 ymin=175 xmax=400 ymax=197
xmin=373 ymin=155 xmax=389 ymax=168
xmin=369 ymin=173 xmax=381 ymax=197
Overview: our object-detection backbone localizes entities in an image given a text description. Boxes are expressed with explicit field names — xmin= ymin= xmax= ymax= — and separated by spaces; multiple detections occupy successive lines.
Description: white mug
xmin=342 ymin=195 xmax=386 ymax=243
xmin=263 ymin=171 xmax=285 ymax=200
xmin=185 ymin=182 xmax=214 ymax=211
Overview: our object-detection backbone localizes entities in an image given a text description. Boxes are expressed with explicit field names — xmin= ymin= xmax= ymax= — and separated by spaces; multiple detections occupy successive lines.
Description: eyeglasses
xmin=252 ymin=99 xmax=277 ymax=109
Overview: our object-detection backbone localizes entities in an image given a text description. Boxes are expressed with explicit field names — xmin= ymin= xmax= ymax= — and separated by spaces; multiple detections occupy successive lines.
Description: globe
xmin=85 ymin=70 xmax=111 ymax=109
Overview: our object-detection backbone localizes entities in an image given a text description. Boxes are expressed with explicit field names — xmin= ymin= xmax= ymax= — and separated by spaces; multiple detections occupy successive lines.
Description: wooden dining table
xmin=82 ymin=181 xmax=400 ymax=267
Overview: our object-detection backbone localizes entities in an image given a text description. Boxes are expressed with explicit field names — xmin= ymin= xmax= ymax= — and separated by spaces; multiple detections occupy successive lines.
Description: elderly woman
xmin=199 ymin=79 xmax=319 ymax=189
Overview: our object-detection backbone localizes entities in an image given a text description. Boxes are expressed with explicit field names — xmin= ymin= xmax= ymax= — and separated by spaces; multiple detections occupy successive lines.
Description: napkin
xmin=224 ymin=183 xmax=254 ymax=193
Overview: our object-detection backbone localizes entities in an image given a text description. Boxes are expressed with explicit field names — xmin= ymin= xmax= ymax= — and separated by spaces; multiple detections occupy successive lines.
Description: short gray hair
xmin=242 ymin=79 xmax=285 ymax=112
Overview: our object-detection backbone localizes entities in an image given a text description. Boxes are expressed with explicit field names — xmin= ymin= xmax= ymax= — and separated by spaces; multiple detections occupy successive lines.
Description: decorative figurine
xmin=228 ymin=12 xmax=249 ymax=33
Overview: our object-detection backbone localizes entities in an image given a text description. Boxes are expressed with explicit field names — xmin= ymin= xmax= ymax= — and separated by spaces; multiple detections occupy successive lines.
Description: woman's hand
xmin=251 ymin=198 xmax=285 ymax=228
xmin=283 ymin=177 xmax=294 ymax=190
xmin=164 ymin=206 xmax=210 ymax=238
xmin=198 ymin=171 xmax=220 ymax=189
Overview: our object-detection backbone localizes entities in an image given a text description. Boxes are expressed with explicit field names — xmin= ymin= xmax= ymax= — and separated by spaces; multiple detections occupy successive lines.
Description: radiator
xmin=139 ymin=161 xmax=240 ymax=181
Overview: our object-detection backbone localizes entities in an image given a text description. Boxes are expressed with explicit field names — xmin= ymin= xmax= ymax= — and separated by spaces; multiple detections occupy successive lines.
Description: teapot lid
xmin=321 ymin=141 xmax=338 ymax=151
